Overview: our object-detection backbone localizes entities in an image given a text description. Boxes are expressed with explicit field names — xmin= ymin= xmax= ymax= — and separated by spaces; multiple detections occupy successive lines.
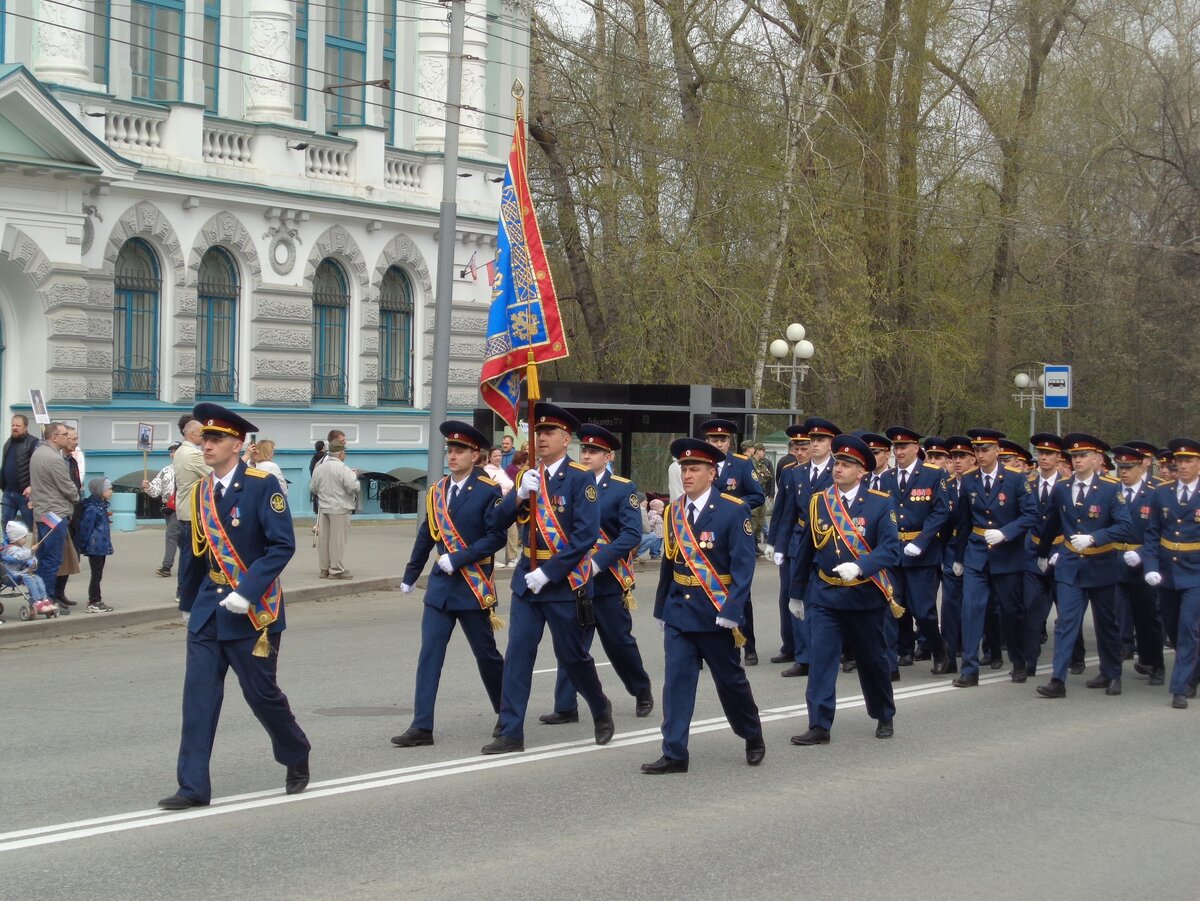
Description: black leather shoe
xmin=492 ymin=717 xmax=503 ymax=739
xmin=952 ymin=673 xmax=978 ymax=688
xmin=1105 ymin=679 xmax=1122 ymax=696
xmin=891 ymin=670 xmax=901 ymax=683
xmin=1069 ymin=662 xmax=1086 ymax=675
xmin=641 ymin=755 xmax=688 ymax=774
xmin=593 ymin=699 xmax=615 ymax=746
xmin=790 ymin=726 xmax=831 ymax=746
xmin=745 ymin=736 xmax=766 ymax=766
xmin=980 ymin=652 xmax=993 ymax=666
xmin=913 ymin=648 xmax=932 ymax=662
xmin=944 ymin=658 xmax=959 ymax=674
xmin=481 ymin=736 xmax=524 ymax=754
xmin=1026 ymin=666 xmax=1037 ymax=678
xmin=1149 ymin=667 xmax=1166 ymax=686
xmin=1010 ymin=667 xmax=1027 ymax=684
xmin=1133 ymin=661 xmax=1153 ymax=676
xmin=635 ymin=690 xmax=654 ymax=718
xmin=781 ymin=663 xmax=808 ymax=677
xmin=158 ymin=793 xmax=209 ymax=810
xmin=770 ymin=653 xmax=792 ymax=664
xmin=842 ymin=659 xmax=857 ymax=673
xmin=1172 ymin=694 xmax=1189 ymax=709
xmin=931 ymin=643 xmax=951 ymax=675
xmin=538 ymin=709 xmax=579 ymax=725
xmin=1085 ymin=674 xmax=1111 ymax=689
xmin=744 ymin=650 xmax=759 ymax=666
xmin=285 ymin=760 xmax=309 ymax=795
xmin=58 ymin=596 xmax=77 ymax=607
xmin=898 ymin=655 xmax=914 ymax=667
xmin=1036 ymin=679 xmax=1066 ymax=698
xmin=989 ymin=656 xmax=1004 ymax=670
xmin=390 ymin=727 xmax=434 ymax=747
xmin=874 ymin=719 xmax=894 ymax=739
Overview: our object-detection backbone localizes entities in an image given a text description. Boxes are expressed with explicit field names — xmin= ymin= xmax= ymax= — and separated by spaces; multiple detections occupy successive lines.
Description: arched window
xmin=378 ymin=266 xmax=413 ymax=405
xmin=312 ymin=259 xmax=348 ymax=401
xmin=113 ymin=238 xmax=161 ymax=398
xmin=196 ymin=247 xmax=238 ymax=399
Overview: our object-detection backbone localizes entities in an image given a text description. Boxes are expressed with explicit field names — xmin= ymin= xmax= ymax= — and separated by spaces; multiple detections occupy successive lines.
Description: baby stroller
xmin=1 ymin=520 xmax=57 ymax=620
xmin=0 ymin=566 xmax=40 ymax=621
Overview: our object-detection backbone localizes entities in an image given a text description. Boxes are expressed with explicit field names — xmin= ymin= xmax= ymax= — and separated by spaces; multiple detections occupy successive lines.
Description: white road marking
xmin=0 ymin=664 xmax=1039 ymax=853
xmin=533 ymin=660 xmax=612 ymax=675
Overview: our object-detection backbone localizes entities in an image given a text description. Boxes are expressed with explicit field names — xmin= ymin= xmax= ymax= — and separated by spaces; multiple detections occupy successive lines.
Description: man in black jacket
xmin=0 ymin=414 xmax=36 ymax=528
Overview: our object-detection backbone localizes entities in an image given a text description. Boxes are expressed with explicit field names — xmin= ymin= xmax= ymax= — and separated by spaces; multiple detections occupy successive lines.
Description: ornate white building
xmin=0 ymin=0 xmax=526 ymax=514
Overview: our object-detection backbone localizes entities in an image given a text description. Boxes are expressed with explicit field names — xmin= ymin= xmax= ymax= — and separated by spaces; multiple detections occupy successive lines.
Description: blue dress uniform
xmin=700 ymin=419 xmax=765 ymax=662
xmin=881 ymin=426 xmax=953 ymax=674
xmin=1141 ymin=437 xmax=1200 ymax=705
xmin=483 ymin=403 xmax=613 ymax=753
xmin=767 ymin=427 xmax=806 ymax=660
xmin=1111 ymin=445 xmax=1165 ymax=681
xmin=546 ymin=425 xmax=653 ymax=720
xmin=939 ymin=436 xmax=974 ymax=671
xmin=646 ymin=438 xmax=763 ymax=772
xmin=393 ymin=422 xmax=507 ymax=746
xmin=1035 ymin=434 xmax=1133 ymax=695
xmin=952 ymin=429 xmax=1038 ymax=684
xmin=789 ymin=435 xmax=902 ymax=740
xmin=166 ymin=404 xmax=309 ymax=808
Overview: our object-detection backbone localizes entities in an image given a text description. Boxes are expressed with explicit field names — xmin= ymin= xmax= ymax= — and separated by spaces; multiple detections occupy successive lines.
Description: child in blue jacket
xmin=76 ymin=478 xmax=115 ymax=613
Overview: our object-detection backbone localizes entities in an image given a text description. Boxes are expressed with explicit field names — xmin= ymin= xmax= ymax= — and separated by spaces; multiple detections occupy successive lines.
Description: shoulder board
xmin=245 ymin=467 xmax=268 ymax=478
xmin=869 ymin=488 xmax=891 ymax=498
xmin=478 ymin=475 xmax=498 ymax=487
xmin=720 ymin=492 xmax=745 ymax=505
xmin=962 ymin=466 xmax=978 ymax=475
xmin=1004 ymin=465 xmax=1023 ymax=474
xmin=1156 ymin=477 xmax=1175 ymax=486
xmin=569 ymin=461 xmax=589 ymax=471
xmin=1027 ymin=472 xmax=1037 ymax=482
xmin=1099 ymin=475 xmax=1118 ymax=484
xmin=609 ymin=474 xmax=631 ymax=484
xmin=922 ymin=463 xmax=941 ymax=470
xmin=733 ymin=452 xmax=749 ymax=460
xmin=782 ymin=460 xmax=797 ymax=470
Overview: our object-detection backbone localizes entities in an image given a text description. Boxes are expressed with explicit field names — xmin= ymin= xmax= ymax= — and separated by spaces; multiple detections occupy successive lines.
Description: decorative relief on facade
xmin=81 ymin=204 xmax=102 ymax=255
xmin=48 ymin=314 xmax=89 ymax=337
xmin=51 ymin=346 xmax=87 ymax=368
xmin=255 ymin=385 xmax=311 ymax=404
xmin=176 ymin=383 xmax=195 ymax=402
xmin=87 ymin=316 xmax=114 ymax=339
xmin=177 ymin=321 xmax=196 ymax=343
xmin=460 ymin=67 xmax=487 ymax=137
xmin=448 ymin=389 xmax=478 ymax=407
xmin=50 ymin=378 xmax=88 ymax=400
xmin=36 ymin=0 xmax=86 ymax=64
xmin=176 ymin=290 xmax=198 ymax=315
xmin=176 ymin=352 xmax=196 ymax=372
xmin=362 ymin=305 xmax=379 ymax=327
xmin=41 ymin=276 xmax=89 ymax=311
xmin=449 ymin=339 xmax=484 ymax=356
xmin=3 ymin=227 xmax=53 ymax=288
xmin=254 ymin=358 xmax=310 ymax=377
xmin=372 ymin=234 xmax=433 ymax=294
xmin=362 ymin=334 xmax=378 ymax=353
xmin=256 ymin=299 xmax=312 ymax=320
xmin=255 ymin=327 xmax=311 ymax=349
xmin=363 ymin=388 xmax=378 ymax=406
xmin=86 ymin=349 xmax=113 ymax=370
xmin=102 ymin=202 xmax=186 ymax=286
xmin=417 ymin=57 xmax=447 ymax=132
xmin=247 ymin=18 xmax=291 ymax=101
xmin=187 ymin=212 xmax=263 ymax=288
xmin=85 ymin=380 xmax=112 ymax=401
xmin=303 ymin=225 xmax=368 ymax=288
xmin=361 ymin=361 xmax=378 ymax=380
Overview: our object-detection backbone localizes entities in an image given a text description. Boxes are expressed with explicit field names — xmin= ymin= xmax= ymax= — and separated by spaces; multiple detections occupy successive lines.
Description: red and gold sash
xmin=533 ymin=465 xmax=590 ymax=591
xmin=428 ymin=477 xmax=503 ymax=630
xmin=595 ymin=526 xmax=636 ymax=609
xmin=669 ymin=497 xmax=745 ymax=646
xmin=195 ymin=477 xmax=281 ymax=656
xmin=823 ymin=487 xmax=905 ymax=618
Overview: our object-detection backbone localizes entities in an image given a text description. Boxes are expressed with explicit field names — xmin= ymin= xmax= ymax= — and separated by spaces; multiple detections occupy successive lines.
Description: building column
xmin=244 ymin=0 xmax=295 ymax=123
xmin=33 ymin=0 xmax=91 ymax=86
xmin=459 ymin=0 xmax=489 ymax=154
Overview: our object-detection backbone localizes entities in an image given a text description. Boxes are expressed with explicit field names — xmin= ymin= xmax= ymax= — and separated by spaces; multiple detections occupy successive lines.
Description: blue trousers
xmin=412 ymin=605 xmax=504 ymax=731
xmin=34 ymin=520 xmax=66 ymax=588
xmin=2 ymin=489 xmax=32 ymax=530
xmin=1051 ymin=582 xmax=1122 ymax=682
xmin=962 ymin=568 xmax=1022 ymax=675
xmin=1116 ymin=581 xmax=1164 ymax=670
xmin=941 ymin=569 xmax=963 ymax=656
xmin=551 ymin=592 xmax=651 ymax=713
xmin=893 ymin=566 xmax=942 ymax=657
xmin=776 ymin=555 xmax=795 ymax=657
xmin=660 ymin=625 xmax=761 ymax=761
xmin=1023 ymin=570 xmax=1055 ymax=671
xmin=1164 ymin=587 xmax=1200 ymax=695
xmin=807 ymin=604 xmax=895 ymax=730
xmin=498 ymin=595 xmax=608 ymax=741
xmin=176 ymin=614 xmax=310 ymax=803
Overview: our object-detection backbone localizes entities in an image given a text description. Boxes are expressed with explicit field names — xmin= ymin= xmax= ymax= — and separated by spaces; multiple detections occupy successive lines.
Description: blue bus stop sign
xmin=1043 ymin=364 xmax=1071 ymax=410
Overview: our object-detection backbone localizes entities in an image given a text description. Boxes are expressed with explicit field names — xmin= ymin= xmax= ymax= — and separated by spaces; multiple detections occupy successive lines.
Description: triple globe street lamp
xmin=767 ymin=322 xmax=815 ymax=421
xmin=1012 ymin=369 xmax=1046 ymax=440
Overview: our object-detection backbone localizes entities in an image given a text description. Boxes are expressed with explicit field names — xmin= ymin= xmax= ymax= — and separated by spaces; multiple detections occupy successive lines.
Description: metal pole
xmin=1056 ymin=410 xmax=1062 ymax=436
xmin=789 ymin=355 xmax=798 ymax=420
xmin=425 ymin=0 xmax=467 ymax=492
xmin=1029 ymin=393 xmax=1036 ymax=442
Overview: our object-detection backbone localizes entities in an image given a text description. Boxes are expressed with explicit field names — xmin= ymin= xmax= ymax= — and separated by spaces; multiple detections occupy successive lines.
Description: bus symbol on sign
xmin=1043 ymin=365 xmax=1071 ymax=410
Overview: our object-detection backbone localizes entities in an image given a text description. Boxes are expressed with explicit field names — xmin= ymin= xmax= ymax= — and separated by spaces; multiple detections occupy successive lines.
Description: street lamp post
xmin=1012 ymin=371 xmax=1046 ymax=441
xmin=767 ymin=322 xmax=815 ymax=422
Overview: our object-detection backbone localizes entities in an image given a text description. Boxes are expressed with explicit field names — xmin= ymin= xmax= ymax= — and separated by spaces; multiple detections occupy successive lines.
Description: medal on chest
xmin=230 ymin=506 xmax=240 ymax=527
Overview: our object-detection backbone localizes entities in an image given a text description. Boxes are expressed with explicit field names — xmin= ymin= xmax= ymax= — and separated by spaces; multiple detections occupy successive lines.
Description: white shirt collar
xmin=685 ymin=487 xmax=712 ymax=514
xmin=898 ymin=462 xmax=917 ymax=478
xmin=212 ymin=467 xmax=237 ymax=492
xmin=980 ymin=465 xmax=999 ymax=478
xmin=1181 ymin=478 xmax=1199 ymax=494
xmin=811 ymin=458 xmax=829 ymax=476
xmin=542 ymin=456 xmax=566 ymax=479
xmin=1075 ymin=473 xmax=1095 ymax=490
xmin=595 ymin=470 xmax=605 ymax=485
xmin=1039 ymin=472 xmax=1058 ymax=488
xmin=450 ymin=473 xmax=470 ymax=491
xmin=840 ymin=483 xmax=860 ymax=504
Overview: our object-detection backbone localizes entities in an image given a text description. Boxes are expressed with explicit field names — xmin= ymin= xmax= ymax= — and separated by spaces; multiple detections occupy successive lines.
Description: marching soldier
xmin=1112 ymin=444 xmax=1165 ymax=685
xmin=159 ymin=403 xmax=310 ymax=810
xmin=775 ymin=431 xmax=810 ymax=482
xmin=482 ymin=403 xmax=615 ymax=754
xmin=941 ymin=436 xmax=975 ymax=671
xmin=1034 ymin=433 xmax=1132 ymax=698
xmin=952 ymin=429 xmax=1038 ymax=687
xmin=789 ymin=434 xmax=902 ymax=745
xmin=392 ymin=421 xmax=507 ymax=748
xmin=700 ymin=419 xmax=765 ymax=664
xmin=1141 ymin=437 xmax=1200 ymax=708
xmin=862 ymin=433 xmax=891 ymax=493
xmin=642 ymin=438 xmax=764 ymax=773
xmin=539 ymin=424 xmax=654 ymax=725
xmin=882 ymin=426 xmax=953 ymax=675
xmin=923 ymin=437 xmax=951 ymax=474
xmin=767 ymin=424 xmax=808 ymax=667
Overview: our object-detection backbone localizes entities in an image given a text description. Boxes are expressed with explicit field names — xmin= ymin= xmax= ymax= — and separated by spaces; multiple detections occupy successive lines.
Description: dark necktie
xmin=984 ymin=474 xmax=993 ymax=494
xmin=450 ymin=483 xmax=460 ymax=505
xmin=1076 ymin=482 xmax=1087 ymax=506
xmin=687 ymin=503 xmax=697 ymax=529
xmin=1041 ymin=481 xmax=1050 ymax=505
xmin=214 ymin=481 xmax=224 ymax=503
xmin=871 ymin=475 xmax=880 ymax=491
xmin=899 ymin=469 xmax=909 ymax=491
xmin=1125 ymin=487 xmax=1133 ymax=505
xmin=1182 ymin=486 xmax=1191 ymax=506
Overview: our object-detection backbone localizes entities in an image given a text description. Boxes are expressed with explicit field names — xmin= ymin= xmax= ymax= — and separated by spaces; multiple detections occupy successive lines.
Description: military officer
xmin=642 ymin=438 xmax=764 ymax=773
xmin=881 ymin=426 xmax=953 ymax=675
xmin=1035 ymin=433 xmax=1133 ymax=698
xmin=775 ymin=429 xmax=810 ymax=482
xmin=862 ymin=432 xmax=892 ymax=493
xmin=789 ymin=434 xmax=902 ymax=744
xmin=767 ymin=424 xmax=808 ymax=665
xmin=482 ymin=403 xmax=614 ymax=754
xmin=1111 ymin=444 xmax=1165 ymax=685
xmin=392 ymin=421 xmax=507 ymax=748
xmin=952 ymin=429 xmax=1038 ymax=687
xmin=1142 ymin=437 xmax=1200 ymax=708
xmin=940 ymin=436 xmax=975 ymax=670
xmin=700 ymin=418 xmax=765 ymax=664
xmin=923 ymin=437 xmax=951 ymax=473
xmin=159 ymin=403 xmax=310 ymax=810
xmin=539 ymin=424 xmax=654 ymax=725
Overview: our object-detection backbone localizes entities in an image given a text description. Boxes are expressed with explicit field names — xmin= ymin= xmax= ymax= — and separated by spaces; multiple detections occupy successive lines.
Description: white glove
xmin=715 ymin=616 xmax=738 ymax=630
xmin=833 ymin=562 xmax=862 ymax=581
xmin=218 ymin=591 xmax=251 ymax=615
xmin=788 ymin=598 xmax=805 ymax=620
xmin=524 ymin=568 xmax=550 ymax=594
xmin=516 ymin=469 xmax=540 ymax=500
xmin=1037 ymin=558 xmax=1048 ymax=574
xmin=1069 ymin=534 xmax=1095 ymax=553
xmin=400 ymin=582 xmax=413 ymax=594
xmin=180 ymin=612 xmax=190 ymax=624
xmin=1123 ymin=550 xmax=1141 ymax=567
xmin=1145 ymin=571 xmax=1163 ymax=587
xmin=655 ymin=617 xmax=666 ymax=633
xmin=903 ymin=542 xmax=922 ymax=558
xmin=437 ymin=553 xmax=454 ymax=574
xmin=1049 ymin=553 xmax=1060 ymax=567
xmin=952 ymin=563 xmax=963 ymax=577
xmin=764 ymin=545 xmax=774 ymax=557
xmin=984 ymin=529 xmax=1004 ymax=546
xmin=773 ymin=552 xmax=784 ymax=566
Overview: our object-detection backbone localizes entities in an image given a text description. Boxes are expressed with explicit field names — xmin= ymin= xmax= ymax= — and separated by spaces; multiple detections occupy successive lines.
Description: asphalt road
xmin=3 ymin=585 xmax=1198 ymax=900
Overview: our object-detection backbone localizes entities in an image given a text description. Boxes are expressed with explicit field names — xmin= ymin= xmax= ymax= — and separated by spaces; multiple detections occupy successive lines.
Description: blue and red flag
xmin=479 ymin=108 xmax=569 ymax=430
